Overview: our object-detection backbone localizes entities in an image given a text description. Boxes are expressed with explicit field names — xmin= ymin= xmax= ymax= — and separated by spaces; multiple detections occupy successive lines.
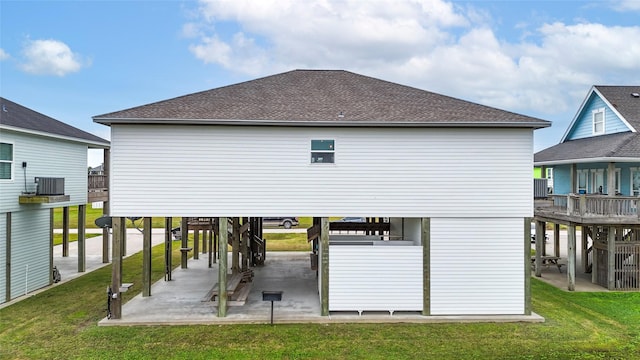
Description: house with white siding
xmin=0 ymin=98 xmax=109 ymax=304
xmin=94 ymin=70 xmax=550 ymax=318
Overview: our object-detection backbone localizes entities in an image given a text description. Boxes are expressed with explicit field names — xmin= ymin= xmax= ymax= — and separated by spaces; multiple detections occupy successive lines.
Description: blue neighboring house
xmin=535 ymin=86 xmax=640 ymax=195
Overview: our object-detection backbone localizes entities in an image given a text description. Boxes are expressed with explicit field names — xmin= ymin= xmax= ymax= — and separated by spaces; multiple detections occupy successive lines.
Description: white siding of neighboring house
xmin=430 ymin=217 xmax=524 ymax=315
xmin=0 ymin=130 xmax=89 ymax=303
xmin=8 ymin=209 xmax=50 ymax=301
xmin=0 ymin=130 xmax=89 ymax=214
xmin=109 ymin=125 xmax=533 ymax=218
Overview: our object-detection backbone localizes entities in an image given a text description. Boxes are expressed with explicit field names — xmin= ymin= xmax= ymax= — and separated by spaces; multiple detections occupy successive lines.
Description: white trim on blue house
xmin=592 ymin=107 xmax=605 ymax=135
xmin=560 ymin=86 xmax=636 ymax=143
xmin=536 ymin=157 xmax=640 ymax=166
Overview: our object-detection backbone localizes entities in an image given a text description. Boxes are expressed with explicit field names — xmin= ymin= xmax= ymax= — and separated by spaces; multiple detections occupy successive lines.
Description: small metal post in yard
xmin=262 ymin=291 xmax=283 ymax=325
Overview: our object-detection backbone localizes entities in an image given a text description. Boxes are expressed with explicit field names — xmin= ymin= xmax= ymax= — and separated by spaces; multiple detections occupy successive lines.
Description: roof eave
xmin=1 ymin=124 xmax=110 ymax=149
xmin=535 ymin=157 xmax=640 ymax=166
xmin=93 ymin=117 xmax=551 ymax=129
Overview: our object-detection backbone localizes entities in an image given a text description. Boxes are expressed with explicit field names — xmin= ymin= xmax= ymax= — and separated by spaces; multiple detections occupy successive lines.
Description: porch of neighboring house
xmin=534 ymin=193 xmax=640 ymax=291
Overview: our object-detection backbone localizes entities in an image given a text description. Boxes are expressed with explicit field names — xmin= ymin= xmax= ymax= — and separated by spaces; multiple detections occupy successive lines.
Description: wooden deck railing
xmin=547 ymin=194 xmax=640 ymax=218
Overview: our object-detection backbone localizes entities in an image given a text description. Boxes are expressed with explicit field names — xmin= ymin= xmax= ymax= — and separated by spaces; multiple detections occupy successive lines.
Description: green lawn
xmin=1 ymin=240 xmax=639 ymax=359
xmin=53 ymin=233 xmax=101 ymax=246
xmin=53 ymin=206 xmax=182 ymax=229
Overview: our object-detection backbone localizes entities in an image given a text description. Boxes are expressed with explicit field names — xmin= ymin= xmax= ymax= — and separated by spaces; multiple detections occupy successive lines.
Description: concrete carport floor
xmin=99 ymin=250 xmax=543 ymax=325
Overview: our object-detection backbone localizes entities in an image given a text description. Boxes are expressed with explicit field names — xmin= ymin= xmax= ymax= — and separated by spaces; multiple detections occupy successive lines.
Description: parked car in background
xmin=263 ymin=217 xmax=299 ymax=229
xmin=531 ymin=222 xmax=549 ymax=243
xmin=332 ymin=217 xmax=366 ymax=223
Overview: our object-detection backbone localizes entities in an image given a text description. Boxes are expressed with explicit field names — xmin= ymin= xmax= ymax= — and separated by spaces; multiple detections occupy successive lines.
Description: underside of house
xmin=106 ymin=215 xmax=531 ymax=321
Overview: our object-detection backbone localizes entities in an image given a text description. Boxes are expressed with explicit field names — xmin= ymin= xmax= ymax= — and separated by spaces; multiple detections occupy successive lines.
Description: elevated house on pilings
xmin=94 ymin=70 xmax=550 ymax=320
xmin=0 ymin=98 xmax=110 ymax=304
xmin=534 ymin=85 xmax=640 ymax=291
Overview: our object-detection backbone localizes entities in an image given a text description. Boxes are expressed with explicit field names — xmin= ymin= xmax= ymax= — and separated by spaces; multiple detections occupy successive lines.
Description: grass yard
xmin=53 ymin=233 xmax=101 ymax=246
xmin=53 ymin=206 xmax=182 ymax=229
xmin=1 ymin=240 xmax=639 ymax=359
xmin=264 ymin=232 xmax=311 ymax=251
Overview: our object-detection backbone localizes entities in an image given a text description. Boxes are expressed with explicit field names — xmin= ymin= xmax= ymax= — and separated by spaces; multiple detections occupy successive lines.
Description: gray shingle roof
xmin=94 ymin=70 xmax=550 ymax=128
xmin=594 ymin=85 xmax=640 ymax=130
xmin=534 ymin=132 xmax=640 ymax=164
xmin=1 ymin=97 xmax=109 ymax=146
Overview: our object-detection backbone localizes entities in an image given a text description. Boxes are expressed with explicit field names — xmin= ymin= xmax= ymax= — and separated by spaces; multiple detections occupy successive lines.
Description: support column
xmin=567 ymin=224 xmax=576 ymax=291
xmin=607 ymin=162 xmax=616 ymax=195
xmin=208 ymin=227 xmax=213 ymax=268
xmin=143 ymin=217 xmax=152 ymax=297
xmin=202 ymin=224 xmax=207 ymax=255
xmin=524 ymin=218 xmax=532 ymax=315
xmin=102 ymin=200 xmax=110 ymax=263
xmin=193 ymin=227 xmax=200 ymax=260
xmin=218 ymin=217 xmax=228 ymax=317
xmin=570 ymin=164 xmax=577 ymax=193
xmin=608 ymin=226 xmax=616 ymax=290
xmin=62 ymin=206 xmax=69 ymax=257
xmin=592 ymin=227 xmax=599 ymax=284
xmin=553 ymin=224 xmax=560 ymax=258
xmin=77 ymin=204 xmax=86 ymax=272
xmin=241 ymin=217 xmax=249 ymax=271
xmin=181 ymin=217 xmax=188 ymax=269
xmin=122 ymin=219 xmax=127 ymax=257
xmin=49 ymin=209 xmax=54 ymax=284
xmin=320 ymin=217 xmax=329 ymax=316
xmin=581 ymin=226 xmax=589 ymax=273
xmin=535 ymin=220 xmax=544 ymax=277
xmin=102 ymin=148 xmax=110 ymax=264
xmin=212 ymin=220 xmax=217 ymax=264
xmin=422 ymin=217 xmax=431 ymax=316
xmin=6 ymin=212 xmax=11 ymax=302
xmin=164 ymin=217 xmax=172 ymax=281
xmin=232 ymin=217 xmax=240 ymax=274
xmin=110 ymin=217 xmax=124 ymax=319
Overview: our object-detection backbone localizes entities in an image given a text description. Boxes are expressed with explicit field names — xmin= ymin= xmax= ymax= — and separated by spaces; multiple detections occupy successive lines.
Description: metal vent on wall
xmin=35 ymin=177 xmax=65 ymax=195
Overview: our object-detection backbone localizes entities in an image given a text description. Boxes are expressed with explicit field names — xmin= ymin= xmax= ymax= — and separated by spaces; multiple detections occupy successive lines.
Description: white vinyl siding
xmin=109 ymin=126 xmax=533 ymax=218
xmin=9 ymin=209 xmax=50 ymax=300
xmin=329 ymin=245 xmax=422 ymax=312
xmin=0 ymin=131 xmax=88 ymax=213
xmin=430 ymin=218 xmax=524 ymax=315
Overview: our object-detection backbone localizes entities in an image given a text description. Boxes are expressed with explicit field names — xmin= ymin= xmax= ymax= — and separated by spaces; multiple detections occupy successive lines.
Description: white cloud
xmin=611 ymin=0 xmax=640 ymax=11
xmin=0 ymin=48 xmax=9 ymax=60
xmin=20 ymin=39 xmax=87 ymax=76
xmin=186 ymin=0 xmax=640 ymax=118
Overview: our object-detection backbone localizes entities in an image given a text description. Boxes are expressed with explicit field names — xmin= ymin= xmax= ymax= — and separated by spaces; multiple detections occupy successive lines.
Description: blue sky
xmin=1 ymin=0 xmax=639 ymax=166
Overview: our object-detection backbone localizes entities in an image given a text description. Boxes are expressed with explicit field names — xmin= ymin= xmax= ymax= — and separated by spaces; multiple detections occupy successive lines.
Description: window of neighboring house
xmin=0 ymin=142 xmax=13 ymax=180
xmin=311 ymin=139 xmax=335 ymax=164
xmin=593 ymin=108 xmax=605 ymax=135
xmin=590 ymin=169 xmax=604 ymax=193
xmin=632 ymin=168 xmax=640 ymax=196
xmin=577 ymin=169 xmax=588 ymax=194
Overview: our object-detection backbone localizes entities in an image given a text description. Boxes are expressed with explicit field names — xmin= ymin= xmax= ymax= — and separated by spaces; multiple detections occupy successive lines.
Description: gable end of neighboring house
xmin=562 ymin=86 xmax=636 ymax=142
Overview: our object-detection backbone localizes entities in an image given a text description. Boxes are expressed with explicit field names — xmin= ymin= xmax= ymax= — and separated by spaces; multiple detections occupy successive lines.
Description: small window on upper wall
xmin=593 ymin=108 xmax=605 ymax=135
xmin=0 ymin=142 xmax=13 ymax=180
xmin=311 ymin=139 xmax=335 ymax=164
